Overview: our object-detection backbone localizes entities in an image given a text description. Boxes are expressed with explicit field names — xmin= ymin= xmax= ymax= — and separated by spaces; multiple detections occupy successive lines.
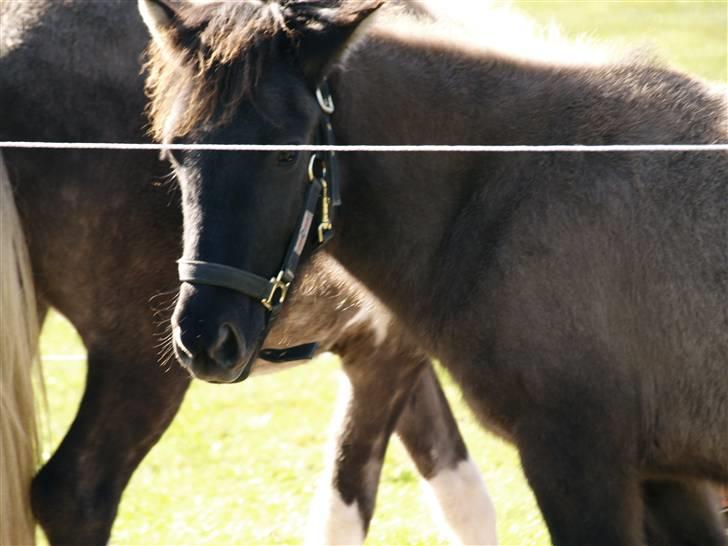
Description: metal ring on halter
xmin=315 ymin=86 xmax=335 ymax=114
xmin=308 ymin=153 xmax=327 ymax=182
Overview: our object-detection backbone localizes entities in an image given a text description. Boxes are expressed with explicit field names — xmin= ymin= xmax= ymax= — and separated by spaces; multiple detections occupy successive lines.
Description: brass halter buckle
xmin=261 ymin=270 xmax=290 ymax=311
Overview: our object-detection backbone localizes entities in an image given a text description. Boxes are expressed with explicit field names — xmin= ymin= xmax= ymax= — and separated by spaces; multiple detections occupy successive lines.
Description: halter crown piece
xmin=177 ymin=82 xmax=341 ymax=379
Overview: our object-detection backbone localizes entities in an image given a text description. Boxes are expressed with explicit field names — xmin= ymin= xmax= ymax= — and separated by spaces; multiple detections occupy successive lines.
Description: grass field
xmin=37 ymin=2 xmax=726 ymax=545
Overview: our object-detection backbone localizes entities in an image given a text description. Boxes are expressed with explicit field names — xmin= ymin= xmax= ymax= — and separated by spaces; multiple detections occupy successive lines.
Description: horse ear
xmin=138 ymin=0 xmax=182 ymax=52
xmin=295 ymin=1 xmax=384 ymax=88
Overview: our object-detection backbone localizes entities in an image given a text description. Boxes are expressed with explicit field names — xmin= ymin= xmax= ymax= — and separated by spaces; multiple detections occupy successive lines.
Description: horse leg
xmin=31 ymin=339 xmax=190 ymax=546
xmin=396 ymin=365 xmax=498 ymax=545
xmin=514 ymin=408 xmax=644 ymax=546
xmin=643 ymin=479 xmax=727 ymax=546
xmin=305 ymin=328 xmax=430 ymax=545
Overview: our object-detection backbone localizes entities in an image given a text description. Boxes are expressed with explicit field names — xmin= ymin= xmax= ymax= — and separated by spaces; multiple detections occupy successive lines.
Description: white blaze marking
xmin=424 ymin=457 xmax=498 ymax=545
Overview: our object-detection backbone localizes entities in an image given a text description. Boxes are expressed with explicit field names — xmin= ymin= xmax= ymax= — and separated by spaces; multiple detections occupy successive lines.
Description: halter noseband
xmin=176 ymin=82 xmax=340 ymax=380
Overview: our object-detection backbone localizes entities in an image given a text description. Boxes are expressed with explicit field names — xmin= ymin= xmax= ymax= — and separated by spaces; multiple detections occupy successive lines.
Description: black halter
xmin=177 ymin=82 xmax=340 ymax=380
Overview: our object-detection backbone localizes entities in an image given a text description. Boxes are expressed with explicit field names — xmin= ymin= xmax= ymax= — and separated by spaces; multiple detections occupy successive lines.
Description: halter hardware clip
xmin=309 ymin=154 xmax=333 ymax=243
xmin=317 ymin=178 xmax=333 ymax=243
xmin=261 ymin=270 xmax=290 ymax=311
xmin=316 ymin=86 xmax=335 ymax=114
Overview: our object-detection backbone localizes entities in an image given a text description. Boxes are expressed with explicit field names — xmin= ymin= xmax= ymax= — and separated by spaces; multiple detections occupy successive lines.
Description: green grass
xmin=37 ymin=3 xmax=725 ymax=545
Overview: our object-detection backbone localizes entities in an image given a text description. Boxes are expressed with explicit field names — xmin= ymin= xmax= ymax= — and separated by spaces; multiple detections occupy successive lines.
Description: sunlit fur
xmin=0 ymin=0 xmax=45 ymax=58
xmin=0 ymin=153 xmax=42 ymax=546
xmin=377 ymin=0 xmax=616 ymax=66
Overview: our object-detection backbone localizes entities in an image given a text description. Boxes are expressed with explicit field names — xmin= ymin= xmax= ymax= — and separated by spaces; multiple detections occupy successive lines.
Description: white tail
xmin=0 ymin=153 xmax=41 ymax=546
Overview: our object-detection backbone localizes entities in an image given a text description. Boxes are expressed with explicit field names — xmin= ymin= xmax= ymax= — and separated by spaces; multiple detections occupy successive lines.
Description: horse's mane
xmin=144 ymin=0 xmax=623 ymax=141
xmin=144 ymin=0 xmax=385 ymax=140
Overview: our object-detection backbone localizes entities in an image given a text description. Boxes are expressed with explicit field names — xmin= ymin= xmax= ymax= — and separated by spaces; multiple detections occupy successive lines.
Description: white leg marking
xmin=305 ymin=486 xmax=365 ymax=546
xmin=424 ymin=457 xmax=498 ymax=545
xmin=305 ymin=373 xmax=365 ymax=545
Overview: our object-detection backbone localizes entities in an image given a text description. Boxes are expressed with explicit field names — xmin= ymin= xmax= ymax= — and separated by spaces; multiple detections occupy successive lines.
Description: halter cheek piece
xmin=177 ymin=82 xmax=340 ymax=381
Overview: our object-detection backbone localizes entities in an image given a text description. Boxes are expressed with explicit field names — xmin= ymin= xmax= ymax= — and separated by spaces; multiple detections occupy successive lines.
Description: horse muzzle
xmin=171 ymin=284 xmax=265 ymax=383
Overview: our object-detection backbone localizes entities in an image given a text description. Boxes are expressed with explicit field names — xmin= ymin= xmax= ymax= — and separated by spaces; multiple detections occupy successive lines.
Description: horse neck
xmin=328 ymin=30 xmax=555 ymax=331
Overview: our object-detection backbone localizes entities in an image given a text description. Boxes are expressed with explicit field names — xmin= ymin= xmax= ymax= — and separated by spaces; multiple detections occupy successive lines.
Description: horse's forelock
xmin=144 ymin=0 xmax=374 ymax=140
xmin=144 ymin=2 xmax=277 ymax=139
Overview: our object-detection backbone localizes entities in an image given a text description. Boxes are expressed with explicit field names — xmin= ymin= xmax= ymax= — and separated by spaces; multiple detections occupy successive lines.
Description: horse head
xmin=139 ymin=0 xmax=381 ymax=382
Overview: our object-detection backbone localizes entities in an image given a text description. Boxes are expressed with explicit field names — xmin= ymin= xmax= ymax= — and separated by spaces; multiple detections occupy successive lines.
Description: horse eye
xmin=277 ymin=150 xmax=299 ymax=165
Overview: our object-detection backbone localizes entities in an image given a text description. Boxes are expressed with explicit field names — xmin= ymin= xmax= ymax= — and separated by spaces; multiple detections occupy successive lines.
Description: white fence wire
xmin=1 ymin=141 xmax=727 ymax=152
xmin=10 ymin=139 xmax=723 ymax=363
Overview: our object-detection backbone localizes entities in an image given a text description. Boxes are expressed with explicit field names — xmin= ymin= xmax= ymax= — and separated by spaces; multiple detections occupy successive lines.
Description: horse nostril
xmin=210 ymin=323 xmax=244 ymax=369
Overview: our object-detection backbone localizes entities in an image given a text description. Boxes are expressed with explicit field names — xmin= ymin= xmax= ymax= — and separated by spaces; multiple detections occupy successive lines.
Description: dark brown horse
xmin=140 ymin=0 xmax=728 ymax=545
xmin=0 ymin=1 xmax=496 ymax=544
